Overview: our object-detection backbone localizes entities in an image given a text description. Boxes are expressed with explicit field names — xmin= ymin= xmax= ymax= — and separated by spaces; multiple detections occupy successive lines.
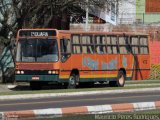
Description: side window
xmin=131 ymin=36 xmax=139 ymax=54
xmin=140 ymin=37 xmax=149 ymax=54
xmin=81 ymin=35 xmax=94 ymax=54
xmin=106 ymin=36 xmax=118 ymax=54
xmin=119 ymin=36 xmax=130 ymax=54
xmin=72 ymin=35 xmax=81 ymax=54
xmin=60 ymin=39 xmax=71 ymax=62
xmin=95 ymin=35 xmax=106 ymax=54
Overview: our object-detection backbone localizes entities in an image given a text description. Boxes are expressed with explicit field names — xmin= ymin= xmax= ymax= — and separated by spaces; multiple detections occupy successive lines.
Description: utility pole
xmin=85 ymin=0 xmax=88 ymax=31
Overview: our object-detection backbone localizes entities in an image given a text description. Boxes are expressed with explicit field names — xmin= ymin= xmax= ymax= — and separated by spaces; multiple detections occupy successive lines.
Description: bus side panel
xmin=119 ymin=54 xmax=134 ymax=80
xmin=132 ymin=55 xmax=150 ymax=80
xmin=60 ymin=54 xmax=83 ymax=82
xmin=80 ymin=54 xmax=95 ymax=82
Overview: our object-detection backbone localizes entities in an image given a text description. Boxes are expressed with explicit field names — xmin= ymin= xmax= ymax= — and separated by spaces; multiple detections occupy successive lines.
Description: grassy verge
xmin=126 ymin=80 xmax=160 ymax=84
xmin=0 ymin=85 xmax=160 ymax=96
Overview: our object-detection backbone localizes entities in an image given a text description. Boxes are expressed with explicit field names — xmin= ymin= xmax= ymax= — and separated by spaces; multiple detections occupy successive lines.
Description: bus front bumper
xmin=15 ymin=75 xmax=59 ymax=82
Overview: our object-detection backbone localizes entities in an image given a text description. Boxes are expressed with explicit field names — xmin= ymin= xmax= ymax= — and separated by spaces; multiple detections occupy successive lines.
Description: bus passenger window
xmin=140 ymin=37 xmax=148 ymax=45
xmin=81 ymin=35 xmax=94 ymax=54
xmin=72 ymin=35 xmax=81 ymax=54
xmin=131 ymin=37 xmax=139 ymax=54
xmin=95 ymin=36 xmax=106 ymax=54
xmin=113 ymin=46 xmax=118 ymax=54
xmin=131 ymin=37 xmax=139 ymax=45
xmin=72 ymin=35 xmax=80 ymax=44
xmin=140 ymin=37 xmax=148 ymax=54
xmin=73 ymin=45 xmax=81 ymax=53
xmin=119 ymin=46 xmax=128 ymax=54
xmin=106 ymin=36 xmax=118 ymax=54
xmin=140 ymin=47 xmax=149 ymax=54
xmin=119 ymin=36 xmax=130 ymax=54
xmin=107 ymin=46 xmax=112 ymax=54
xmin=96 ymin=46 xmax=106 ymax=54
xmin=132 ymin=47 xmax=139 ymax=54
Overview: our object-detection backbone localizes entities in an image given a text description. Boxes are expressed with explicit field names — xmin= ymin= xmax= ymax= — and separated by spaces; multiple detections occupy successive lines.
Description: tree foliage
xmin=0 ymin=0 xmax=119 ymax=42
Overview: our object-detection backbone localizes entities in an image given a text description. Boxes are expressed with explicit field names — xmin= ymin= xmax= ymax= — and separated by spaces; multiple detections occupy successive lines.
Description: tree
xmin=12 ymin=0 xmax=119 ymax=29
xmin=0 ymin=0 xmax=120 ymax=82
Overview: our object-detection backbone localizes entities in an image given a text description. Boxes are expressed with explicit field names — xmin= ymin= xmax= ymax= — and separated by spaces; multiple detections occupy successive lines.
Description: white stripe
xmin=34 ymin=108 xmax=62 ymax=119
xmin=133 ymin=102 xmax=156 ymax=111
xmin=87 ymin=105 xmax=112 ymax=114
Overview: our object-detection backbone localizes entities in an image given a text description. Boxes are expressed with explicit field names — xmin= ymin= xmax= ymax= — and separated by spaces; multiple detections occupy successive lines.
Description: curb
xmin=1 ymin=101 xmax=160 ymax=119
xmin=1 ymin=88 xmax=160 ymax=100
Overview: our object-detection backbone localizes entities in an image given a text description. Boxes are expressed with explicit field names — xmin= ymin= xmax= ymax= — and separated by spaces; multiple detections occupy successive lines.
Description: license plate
xmin=32 ymin=76 xmax=39 ymax=80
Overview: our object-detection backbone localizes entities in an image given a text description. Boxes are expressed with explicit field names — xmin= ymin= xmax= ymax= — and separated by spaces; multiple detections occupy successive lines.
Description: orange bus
xmin=15 ymin=29 xmax=150 ymax=89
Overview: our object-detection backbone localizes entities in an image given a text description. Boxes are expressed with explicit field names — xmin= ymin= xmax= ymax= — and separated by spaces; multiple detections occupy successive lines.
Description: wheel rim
xmin=119 ymin=75 xmax=124 ymax=85
xmin=69 ymin=76 xmax=75 ymax=86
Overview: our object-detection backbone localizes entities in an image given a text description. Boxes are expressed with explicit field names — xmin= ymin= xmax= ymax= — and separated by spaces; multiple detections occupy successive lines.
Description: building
xmin=118 ymin=0 xmax=160 ymax=24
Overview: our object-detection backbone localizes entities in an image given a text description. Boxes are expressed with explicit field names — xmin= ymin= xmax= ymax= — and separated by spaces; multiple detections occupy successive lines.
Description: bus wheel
xmin=117 ymin=71 xmax=126 ymax=87
xmin=68 ymin=74 xmax=77 ymax=89
xmin=109 ymin=71 xmax=126 ymax=87
xmin=30 ymin=82 xmax=42 ymax=90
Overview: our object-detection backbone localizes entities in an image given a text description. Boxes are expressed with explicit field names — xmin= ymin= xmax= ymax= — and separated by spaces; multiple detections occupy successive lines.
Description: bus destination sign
xmin=31 ymin=32 xmax=48 ymax=37
xmin=19 ymin=30 xmax=56 ymax=37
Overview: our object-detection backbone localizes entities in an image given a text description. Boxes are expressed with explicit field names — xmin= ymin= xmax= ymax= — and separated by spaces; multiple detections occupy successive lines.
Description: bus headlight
xmin=16 ymin=70 xmax=20 ymax=74
xmin=21 ymin=71 xmax=24 ymax=74
xmin=52 ymin=71 xmax=56 ymax=74
xmin=48 ymin=71 xmax=52 ymax=74
xmin=16 ymin=70 xmax=24 ymax=74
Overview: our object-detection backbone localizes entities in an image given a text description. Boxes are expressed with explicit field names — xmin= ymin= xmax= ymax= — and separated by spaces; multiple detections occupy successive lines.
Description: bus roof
xmin=17 ymin=29 xmax=148 ymax=36
xmin=58 ymin=30 xmax=148 ymax=36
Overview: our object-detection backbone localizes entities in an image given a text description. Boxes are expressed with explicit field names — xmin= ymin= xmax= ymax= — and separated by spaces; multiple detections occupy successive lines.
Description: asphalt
xmin=0 ymin=90 xmax=160 ymax=112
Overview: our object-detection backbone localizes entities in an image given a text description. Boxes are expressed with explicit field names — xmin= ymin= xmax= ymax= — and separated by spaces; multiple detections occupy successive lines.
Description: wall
xmin=136 ymin=0 xmax=160 ymax=24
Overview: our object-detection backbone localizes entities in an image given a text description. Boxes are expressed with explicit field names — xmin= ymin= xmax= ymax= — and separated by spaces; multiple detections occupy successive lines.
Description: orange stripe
xmin=155 ymin=101 xmax=160 ymax=108
xmin=112 ymin=103 xmax=134 ymax=112
xmin=4 ymin=110 xmax=35 ymax=119
xmin=62 ymin=106 xmax=88 ymax=115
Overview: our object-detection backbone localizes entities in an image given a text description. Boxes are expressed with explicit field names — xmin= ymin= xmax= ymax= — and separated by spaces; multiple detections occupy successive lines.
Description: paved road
xmin=0 ymin=91 xmax=160 ymax=112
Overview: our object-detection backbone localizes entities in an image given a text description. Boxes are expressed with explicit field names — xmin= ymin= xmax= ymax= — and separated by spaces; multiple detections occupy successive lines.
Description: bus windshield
xmin=16 ymin=38 xmax=58 ymax=62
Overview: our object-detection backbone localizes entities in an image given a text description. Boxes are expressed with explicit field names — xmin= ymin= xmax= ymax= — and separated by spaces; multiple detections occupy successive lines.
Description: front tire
xmin=67 ymin=74 xmax=77 ymax=89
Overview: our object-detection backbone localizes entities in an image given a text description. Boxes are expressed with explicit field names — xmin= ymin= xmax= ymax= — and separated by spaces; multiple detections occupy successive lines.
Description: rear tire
xmin=117 ymin=71 xmax=126 ymax=87
xmin=109 ymin=71 xmax=126 ymax=87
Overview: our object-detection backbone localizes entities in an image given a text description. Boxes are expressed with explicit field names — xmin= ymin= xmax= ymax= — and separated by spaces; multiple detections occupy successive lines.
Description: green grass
xmin=126 ymin=80 xmax=160 ymax=84
xmin=0 ymin=85 xmax=160 ymax=96
xmin=0 ymin=79 xmax=159 ymax=96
